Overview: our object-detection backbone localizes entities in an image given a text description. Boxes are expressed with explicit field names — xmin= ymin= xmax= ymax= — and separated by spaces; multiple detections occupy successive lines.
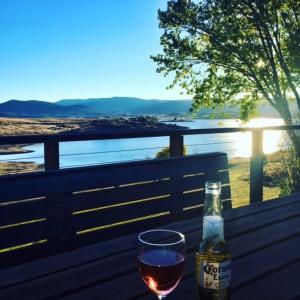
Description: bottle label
xmin=200 ymin=260 xmax=231 ymax=289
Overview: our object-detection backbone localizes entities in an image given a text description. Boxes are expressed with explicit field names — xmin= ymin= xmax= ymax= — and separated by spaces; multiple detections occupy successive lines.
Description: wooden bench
xmin=0 ymin=152 xmax=231 ymax=269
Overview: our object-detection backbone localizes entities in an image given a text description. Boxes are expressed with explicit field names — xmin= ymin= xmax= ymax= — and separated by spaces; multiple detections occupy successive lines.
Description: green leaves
xmin=152 ymin=0 xmax=300 ymax=122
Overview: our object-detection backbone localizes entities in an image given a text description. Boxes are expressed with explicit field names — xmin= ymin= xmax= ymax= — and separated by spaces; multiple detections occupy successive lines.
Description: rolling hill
xmin=0 ymin=100 xmax=88 ymax=117
xmin=0 ymin=97 xmax=280 ymax=118
xmin=56 ymin=97 xmax=280 ymax=117
xmin=56 ymin=97 xmax=192 ymax=115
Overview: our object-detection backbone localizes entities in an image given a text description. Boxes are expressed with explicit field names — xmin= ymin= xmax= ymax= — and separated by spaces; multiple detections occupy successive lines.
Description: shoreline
xmin=0 ymin=161 xmax=43 ymax=175
xmin=0 ymin=116 xmax=187 ymax=155
xmin=0 ymin=117 xmax=283 ymax=205
xmin=0 ymin=147 xmax=34 ymax=155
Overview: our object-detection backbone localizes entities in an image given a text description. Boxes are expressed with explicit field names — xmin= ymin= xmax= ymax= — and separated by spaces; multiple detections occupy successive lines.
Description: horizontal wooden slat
xmin=0 ymin=200 xmax=46 ymax=227
xmin=70 ymin=206 xmax=300 ymax=300
xmin=0 ymin=210 xmax=204 ymax=269
xmin=162 ymin=228 xmax=300 ymax=300
xmin=76 ymin=208 xmax=203 ymax=247
xmin=0 ymin=198 xmax=59 ymax=227
xmin=0 ymin=153 xmax=229 ymax=227
xmin=69 ymin=192 xmax=298 ymax=247
xmin=233 ymin=236 xmax=300 ymax=290
xmin=0 ymin=196 xmax=70 ymax=227
xmin=0 ymin=179 xmax=229 ymax=230
xmin=71 ymin=187 xmax=230 ymax=235
xmin=0 ymin=192 xmax=224 ymax=253
xmin=0 ymin=194 xmax=298 ymax=284
xmin=72 ymin=196 xmax=172 ymax=233
xmin=70 ymin=177 xmax=200 ymax=212
xmin=232 ymin=260 xmax=300 ymax=300
xmin=0 ymin=216 xmax=73 ymax=250
xmin=0 ymin=195 xmax=199 ymax=249
xmin=0 ymin=152 xmax=231 ymax=265
xmin=0 ymin=153 xmax=228 ymax=203
xmin=24 ymin=201 xmax=300 ymax=300
xmin=0 ymin=214 xmax=202 ymax=272
xmin=70 ymin=172 xmax=230 ymax=212
xmin=0 ymin=221 xmax=47 ymax=250
xmin=71 ymin=191 xmax=206 ymax=233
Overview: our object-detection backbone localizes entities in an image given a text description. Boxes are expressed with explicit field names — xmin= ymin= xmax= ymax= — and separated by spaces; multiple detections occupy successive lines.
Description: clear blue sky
xmin=0 ymin=0 xmax=188 ymax=102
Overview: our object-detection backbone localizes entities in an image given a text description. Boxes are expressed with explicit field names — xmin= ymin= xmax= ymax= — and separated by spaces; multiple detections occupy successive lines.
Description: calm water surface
xmin=0 ymin=118 xmax=285 ymax=168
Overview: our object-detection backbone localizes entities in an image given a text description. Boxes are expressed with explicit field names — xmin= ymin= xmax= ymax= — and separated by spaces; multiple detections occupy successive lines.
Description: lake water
xmin=0 ymin=118 xmax=286 ymax=168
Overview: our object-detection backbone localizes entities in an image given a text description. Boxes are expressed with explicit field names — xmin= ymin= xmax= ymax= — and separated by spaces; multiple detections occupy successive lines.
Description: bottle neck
xmin=202 ymin=185 xmax=224 ymax=242
xmin=203 ymin=215 xmax=225 ymax=242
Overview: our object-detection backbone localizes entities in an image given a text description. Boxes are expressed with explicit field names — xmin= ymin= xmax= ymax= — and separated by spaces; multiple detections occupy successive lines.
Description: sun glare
xmin=232 ymin=118 xmax=284 ymax=157
xmin=256 ymin=59 xmax=265 ymax=68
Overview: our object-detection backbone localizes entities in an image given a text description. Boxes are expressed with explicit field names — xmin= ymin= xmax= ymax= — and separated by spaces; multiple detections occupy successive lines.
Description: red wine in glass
xmin=138 ymin=230 xmax=186 ymax=299
xmin=138 ymin=249 xmax=185 ymax=296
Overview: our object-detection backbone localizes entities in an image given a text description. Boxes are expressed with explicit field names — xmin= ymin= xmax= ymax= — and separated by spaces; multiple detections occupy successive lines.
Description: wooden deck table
xmin=1 ymin=193 xmax=300 ymax=300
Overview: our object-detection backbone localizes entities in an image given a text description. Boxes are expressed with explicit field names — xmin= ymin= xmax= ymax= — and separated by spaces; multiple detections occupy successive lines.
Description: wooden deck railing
xmin=0 ymin=153 xmax=231 ymax=266
xmin=1 ymin=125 xmax=300 ymax=204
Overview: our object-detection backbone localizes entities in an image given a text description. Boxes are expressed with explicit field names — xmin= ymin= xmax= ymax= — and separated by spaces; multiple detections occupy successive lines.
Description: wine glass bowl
xmin=138 ymin=229 xmax=186 ymax=299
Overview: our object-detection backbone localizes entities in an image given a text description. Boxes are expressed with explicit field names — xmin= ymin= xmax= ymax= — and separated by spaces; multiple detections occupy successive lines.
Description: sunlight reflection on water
xmin=231 ymin=118 xmax=285 ymax=157
xmin=0 ymin=118 xmax=286 ymax=167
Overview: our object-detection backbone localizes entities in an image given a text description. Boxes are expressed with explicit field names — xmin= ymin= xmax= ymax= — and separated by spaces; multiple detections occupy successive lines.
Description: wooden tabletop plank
xmin=1 ymin=194 xmax=300 ymax=300
xmin=4 ymin=199 xmax=297 ymax=300
xmin=232 ymin=234 xmax=300 ymax=289
xmin=63 ymin=204 xmax=300 ymax=300
xmin=232 ymin=259 xmax=300 ymax=300
xmin=0 ymin=194 xmax=300 ymax=287
xmin=0 ymin=216 xmax=201 ymax=289
xmin=139 ymin=224 xmax=300 ymax=300
xmin=1 ymin=194 xmax=298 ymax=289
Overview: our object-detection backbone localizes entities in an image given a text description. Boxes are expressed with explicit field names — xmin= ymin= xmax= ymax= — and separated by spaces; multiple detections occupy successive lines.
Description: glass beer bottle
xmin=196 ymin=182 xmax=231 ymax=300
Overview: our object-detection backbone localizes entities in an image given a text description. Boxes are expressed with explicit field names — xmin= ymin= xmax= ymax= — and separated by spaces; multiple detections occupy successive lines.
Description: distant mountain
xmin=0 ymin=100 xmax=88 ymax=117
xmin=56 ymin=97 xmax=192 ymax=115
xmin=56 ymin=97 xmax=280 ymax=117
xmin=0 ymin=97 xmax=281 ymax=118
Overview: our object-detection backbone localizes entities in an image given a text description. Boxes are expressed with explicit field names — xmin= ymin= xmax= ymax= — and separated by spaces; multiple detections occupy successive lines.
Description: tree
xmin=152 ymin=0 xmax=300 ymax=151
xmin=155 ymin=145 xmax=188 ymax=158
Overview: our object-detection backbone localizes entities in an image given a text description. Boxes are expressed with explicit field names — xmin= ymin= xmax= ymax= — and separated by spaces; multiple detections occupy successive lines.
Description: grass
xmin=229 ymin=152 xmax=282 ymax=208
xmin=0 ymin=161 xmax=43 ymax=175
xmin=229 ymin=157 xmax=250 ymax=208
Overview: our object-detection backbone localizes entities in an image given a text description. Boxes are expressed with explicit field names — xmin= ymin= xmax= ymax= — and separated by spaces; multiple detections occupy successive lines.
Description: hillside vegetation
xmin=0 ymin=97 xmax=281 ymax=118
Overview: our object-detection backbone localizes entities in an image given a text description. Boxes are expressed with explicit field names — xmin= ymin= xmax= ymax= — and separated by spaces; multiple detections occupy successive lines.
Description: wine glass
xmin=137 ymin=229 xmax=186 ymax=299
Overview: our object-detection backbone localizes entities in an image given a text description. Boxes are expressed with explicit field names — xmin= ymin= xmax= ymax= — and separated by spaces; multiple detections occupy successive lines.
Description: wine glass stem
xmin=158 ymin=296 xmax=166 ymax=300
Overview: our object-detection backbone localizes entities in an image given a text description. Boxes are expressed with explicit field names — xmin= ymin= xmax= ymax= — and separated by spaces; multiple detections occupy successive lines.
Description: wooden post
xmin=169 ymin=134 xmax=184 ymax=157
xmin=44 ymin=141 xmax=59 ymax=170
xmin=250 ymin=129 xmax=264 ymax=203
xmin=44 ymin=141 xmax=75 ymax=246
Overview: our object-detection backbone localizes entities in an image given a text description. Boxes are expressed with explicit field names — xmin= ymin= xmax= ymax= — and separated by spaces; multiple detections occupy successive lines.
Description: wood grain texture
xmin=44 ymin=141 xmax=59 ymax=171
xmin=1 ymin=195 xmax=300 ymax=300
xmin=0 ymin=153 xmax=231 ymax=265
xmin=4 ymin=195 xmax=296 ymax=300
xmin=0 ymin=153 xmax=229 ymax=202
xmin=1 ymin=194 xmax=297 ymax=289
